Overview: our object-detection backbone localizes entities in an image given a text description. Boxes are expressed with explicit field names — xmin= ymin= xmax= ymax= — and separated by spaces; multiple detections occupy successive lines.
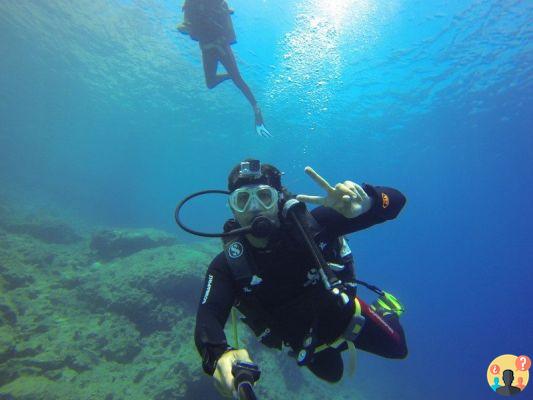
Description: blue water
xmin=1 ymin=1 xmax=532 ymax=399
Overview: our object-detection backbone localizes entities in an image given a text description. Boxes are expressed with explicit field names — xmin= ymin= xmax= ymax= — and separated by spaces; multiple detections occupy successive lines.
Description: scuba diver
xmin=175 ymin=160 xmax=408 ymax=398
xmin=177 ymin=0 xmax=271 ymax=137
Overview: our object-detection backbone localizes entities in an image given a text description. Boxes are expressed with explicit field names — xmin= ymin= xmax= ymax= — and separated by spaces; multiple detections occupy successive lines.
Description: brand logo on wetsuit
xmin=340 ymin=237 xmax=352 ymax=258
xmin=228 ymin=242 xmax=244 ymax=258
xmin=201 ymin=274 xmax=214 ymax=304
xmin=243 ymin=275 xmax=263 ymax=294
xmin=250 ymin=275 xmax=263 ymax=286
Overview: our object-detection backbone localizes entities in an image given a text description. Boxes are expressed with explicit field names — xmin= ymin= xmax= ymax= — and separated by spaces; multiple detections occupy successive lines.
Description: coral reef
xmin=0 ymin=203 xmax=365 ymax=400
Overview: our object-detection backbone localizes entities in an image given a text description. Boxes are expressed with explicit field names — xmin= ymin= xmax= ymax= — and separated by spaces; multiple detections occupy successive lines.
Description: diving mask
xmin=229 ymin=185 xmax=279 ymax=213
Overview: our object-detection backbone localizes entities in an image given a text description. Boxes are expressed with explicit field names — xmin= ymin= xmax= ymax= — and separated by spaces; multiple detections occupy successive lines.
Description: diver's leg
xmin=219 ymin=46 xmax=266 ymax=127
xmin=202 ymin=48 xmax=231 ymax=89
xmin=353 ymin=299 xmax=408 ymax=359
xmin=218 ymin=46 xmax=258 ymax=107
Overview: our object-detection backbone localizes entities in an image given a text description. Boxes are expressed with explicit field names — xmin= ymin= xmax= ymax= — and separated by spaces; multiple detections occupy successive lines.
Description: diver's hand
xmin=255 ymin=124 xmax=272 ymax=138
xmin=213 ymin=349 xmax=253 ymax=398
xmin=254 ymin=105 xmax=272 ymax=137
xmin=296 ymin=166 xmax=373 ymax=218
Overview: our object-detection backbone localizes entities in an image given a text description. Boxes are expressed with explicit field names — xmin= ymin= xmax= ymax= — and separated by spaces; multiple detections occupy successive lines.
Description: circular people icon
xmin=487 ymin=355 xmax=530 ymax=396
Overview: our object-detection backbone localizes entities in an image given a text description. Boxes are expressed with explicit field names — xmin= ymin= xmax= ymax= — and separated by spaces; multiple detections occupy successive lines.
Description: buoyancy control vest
xmin=221 ymin=214 xmax=357 ymax=351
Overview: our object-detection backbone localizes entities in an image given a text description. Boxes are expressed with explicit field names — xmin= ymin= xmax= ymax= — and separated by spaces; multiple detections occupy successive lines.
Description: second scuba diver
xmin=176 ymin=159 xmax=408 ymax=398
xmin=177 ymin=0 xmax=271 ymax=137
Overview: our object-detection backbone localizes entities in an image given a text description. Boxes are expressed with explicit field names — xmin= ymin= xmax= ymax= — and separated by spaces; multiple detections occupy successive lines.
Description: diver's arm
xmin=311 ymin=184 xmax=406 ymax=237
xmin=195 ymin=253 xmax=237 ymax=375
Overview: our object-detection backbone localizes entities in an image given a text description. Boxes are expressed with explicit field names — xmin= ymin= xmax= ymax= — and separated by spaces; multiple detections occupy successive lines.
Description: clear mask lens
xmin=235 ymin=191 xmax=251 ymax=210
xmin=229 ymin=185 xmax=278 ymax=213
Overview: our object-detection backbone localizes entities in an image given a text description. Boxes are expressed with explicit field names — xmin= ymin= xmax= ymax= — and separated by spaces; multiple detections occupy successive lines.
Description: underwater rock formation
xmin=0 ymin=204 xmax=82 ymax=245
xmin=90 ymin=229 xmax=177 ymax=261
xmin=4 ymin=221 xmax=82 ymax=245
xmin=0 ymin=204 xmax=363 ymax=400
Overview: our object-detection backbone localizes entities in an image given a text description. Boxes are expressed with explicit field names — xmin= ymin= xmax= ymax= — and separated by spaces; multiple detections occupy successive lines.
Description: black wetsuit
xmin=184 ymin=0 xmax=236 ymax=46
xmin=195 ymin=184 xmax=408 ymax=382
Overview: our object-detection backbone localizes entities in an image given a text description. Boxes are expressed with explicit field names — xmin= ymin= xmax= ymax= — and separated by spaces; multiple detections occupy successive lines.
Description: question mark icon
xmin=515 ymin=355 xmax=531 ymax=371
xmin=491 ymin=364 xmax=500 ymax=375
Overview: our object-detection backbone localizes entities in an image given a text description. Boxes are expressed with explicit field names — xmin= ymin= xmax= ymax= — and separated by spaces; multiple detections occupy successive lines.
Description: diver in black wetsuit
xmin=179 ymin=160 xmax=408 ymax=398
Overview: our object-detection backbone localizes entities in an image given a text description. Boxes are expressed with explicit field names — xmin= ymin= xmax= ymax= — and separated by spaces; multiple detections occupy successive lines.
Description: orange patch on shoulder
xmin=381 ymin=193 xmax=389 ymax=208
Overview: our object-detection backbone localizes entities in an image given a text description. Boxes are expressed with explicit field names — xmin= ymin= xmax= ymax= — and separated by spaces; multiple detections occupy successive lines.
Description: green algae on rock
xmin=0 ymin=206 xmax=364 ymax=400
xmin=90 ymin=229 xmax=178 ymax=261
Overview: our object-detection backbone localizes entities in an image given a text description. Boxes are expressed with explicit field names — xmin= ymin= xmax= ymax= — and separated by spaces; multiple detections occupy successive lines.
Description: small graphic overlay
xmin=487 ymin=355 xmax=530 ymax=396
xmin=516 ymin=356 xmax=531 ymax=372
